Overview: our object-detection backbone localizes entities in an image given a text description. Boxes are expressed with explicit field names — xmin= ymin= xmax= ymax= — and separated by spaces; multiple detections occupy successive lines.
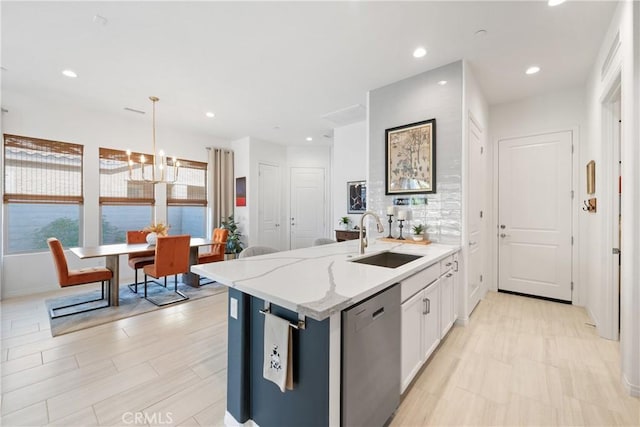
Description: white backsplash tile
xmin=368 ymin=61 xmax=463 ymax=244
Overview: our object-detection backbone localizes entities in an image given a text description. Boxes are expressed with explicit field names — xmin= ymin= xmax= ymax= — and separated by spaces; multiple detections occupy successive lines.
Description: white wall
xmin=489 ymin=86 xmax=587 ymax=305
xmin=583 ymin=0 xmax=639 ymax=395
xmin=230 ymin=137 xmax=250 ymax=249
xmin=332 ymin=121 xmax=366 ymax=232
xmin=461 ymin=61 xmax=490 ymax=321
xmin=368 ymin=61 xmax=463 ymax=243
xmin=1 ymin=89 xmax=229 ymax=298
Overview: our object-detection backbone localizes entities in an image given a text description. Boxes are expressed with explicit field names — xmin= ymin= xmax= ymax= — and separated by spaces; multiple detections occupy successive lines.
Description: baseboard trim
xmin=2 ymin=284 xmax=58 ymax=299
xmin=498 ymin=289 xmax=571 ymax=304
xmin=454 ymin=316 xmax=469 ymax=326
xmin=224 ymin=411 xmax=259 ymax=427
xmin=623 ymin=374 xmax=640 ymax=397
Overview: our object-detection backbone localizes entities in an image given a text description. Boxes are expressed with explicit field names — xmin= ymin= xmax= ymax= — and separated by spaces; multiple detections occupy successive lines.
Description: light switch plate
xmin=230 ymin=297 xmax=238 ymax=319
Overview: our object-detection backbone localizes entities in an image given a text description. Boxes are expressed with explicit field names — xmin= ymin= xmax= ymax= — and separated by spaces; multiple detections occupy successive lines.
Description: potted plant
xmin=411 ymin=223 xmax=425 ymax=241
xmin=221 ymin=215 xmax=244 ymax=255
xmin=339 ymin=216 xmax=351 ymax=230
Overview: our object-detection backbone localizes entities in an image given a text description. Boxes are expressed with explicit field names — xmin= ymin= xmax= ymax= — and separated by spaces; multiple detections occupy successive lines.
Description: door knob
xmin=500 ymin=233 xmax=509 ymax=238
xmin=500 ymin=224 xmax=506 ymax=229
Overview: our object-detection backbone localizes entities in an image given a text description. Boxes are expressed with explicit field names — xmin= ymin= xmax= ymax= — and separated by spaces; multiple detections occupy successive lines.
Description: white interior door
xmin=258 ymin=163 xmax=282 ymax=249
xmin=468 ymin=116 xmax=486 ymax=313
xmin=498 ymin=131 xmax=573 ymax=301
xmin=290 ymin=167 xmax=325 ymax=249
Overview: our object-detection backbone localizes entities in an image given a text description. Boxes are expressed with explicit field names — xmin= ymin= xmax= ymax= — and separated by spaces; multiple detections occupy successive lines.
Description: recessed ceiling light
xmin=548 ymin=0 xmax=566 ymax=6
xmin=205 ymin=112 xmax=215 ymax=118
xmin=525 ymin=66 xmax=541 ymax=75
xmin=437 ymin=80 xmax=448 ymax=86
xmin=62 ymin=69 xmax=77 ymax=78
xmin=413 ymin=47 xmax=427 ymax=58
xmin=306 ymin=137 xmax=313 ymax=142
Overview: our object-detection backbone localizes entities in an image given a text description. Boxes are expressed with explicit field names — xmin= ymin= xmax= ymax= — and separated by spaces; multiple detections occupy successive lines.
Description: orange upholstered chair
xmin=126 ymin=230 xmax=156 ymax=294
xmin=47 ymin=237 xmax=112 ymax=318
xmin=198 ymin=228 xmax=229 ymax=264
xmin=143 ymin=234 xmax=191 ymax=306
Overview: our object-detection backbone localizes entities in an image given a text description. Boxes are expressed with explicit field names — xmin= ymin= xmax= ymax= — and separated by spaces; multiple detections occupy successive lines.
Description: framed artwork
xmin=347 ymin=180 xmax=366 ymax=213
xmin=235 ymin=177 xmax=246 ymax=207
xmin=586 ymin=160 xmax=595 ymax=195
xmin=385 ymin=118 xmax=436 ymax=195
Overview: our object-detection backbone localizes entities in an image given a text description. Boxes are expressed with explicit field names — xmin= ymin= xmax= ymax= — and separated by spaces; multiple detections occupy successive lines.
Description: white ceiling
xmin=1 ymin=1 xmax=617 ymax=146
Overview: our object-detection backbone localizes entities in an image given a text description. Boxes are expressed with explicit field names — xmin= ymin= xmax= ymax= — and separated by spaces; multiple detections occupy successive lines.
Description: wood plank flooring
xmin=1 ymin=288 xmax=638 ymax=426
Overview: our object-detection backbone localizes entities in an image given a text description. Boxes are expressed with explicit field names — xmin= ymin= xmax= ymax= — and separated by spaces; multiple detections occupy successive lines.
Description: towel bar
xmin=259 ymin=306 xmax=306 ymax=330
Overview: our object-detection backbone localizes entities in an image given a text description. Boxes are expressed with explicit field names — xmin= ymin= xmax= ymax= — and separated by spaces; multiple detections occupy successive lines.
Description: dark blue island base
xmin=226 ymin=288 xmax=330 ymax=427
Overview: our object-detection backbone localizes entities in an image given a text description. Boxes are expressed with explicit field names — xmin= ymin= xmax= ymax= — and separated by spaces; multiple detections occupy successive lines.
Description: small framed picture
xmin=235 ymin=177 xmax=246 ymax=207
xmin=347 ymin=181 xmax=366 ymax=213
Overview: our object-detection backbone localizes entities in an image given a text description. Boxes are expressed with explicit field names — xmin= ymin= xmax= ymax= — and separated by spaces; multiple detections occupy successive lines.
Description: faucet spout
xmin=359 ymin=211 xmax=385 ymax=255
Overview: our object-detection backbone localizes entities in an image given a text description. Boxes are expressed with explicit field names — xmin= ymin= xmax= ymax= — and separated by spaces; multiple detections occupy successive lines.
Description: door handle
xmin=500 ymin=224 xmax=506 ymax=229
xmin=500 ymin=233 xmax=509 ymax=238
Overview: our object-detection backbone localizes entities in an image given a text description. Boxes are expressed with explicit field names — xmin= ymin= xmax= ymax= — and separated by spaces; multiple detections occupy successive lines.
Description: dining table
xmin=69 ymin=237 xmax=214 ymax=306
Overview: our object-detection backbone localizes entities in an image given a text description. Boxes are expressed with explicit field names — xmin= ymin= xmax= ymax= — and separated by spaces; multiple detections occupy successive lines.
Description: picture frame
xmin=385 ymin=118 xmax=436 ymax=195
xmin=235 ymin=177 xmax=246 ymax=206
xmin=586 ymin=160 xmax=595 ymax=195
xmin=347 ymin=180 xmax=366 ymax=213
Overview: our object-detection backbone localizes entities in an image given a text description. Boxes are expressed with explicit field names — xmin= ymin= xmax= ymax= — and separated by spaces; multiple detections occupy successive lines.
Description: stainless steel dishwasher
xmin=342 ymin=283 xmax=400 ymax=427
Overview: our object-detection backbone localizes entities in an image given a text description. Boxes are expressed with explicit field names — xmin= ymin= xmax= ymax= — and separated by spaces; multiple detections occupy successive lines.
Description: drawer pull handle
xmin=445 ymin=262 xmax=452 ymax=266
xmin=446 ymin=273 xmax=453 ymax=278
xmin=423 ymin=298 xmax=430 ymax=315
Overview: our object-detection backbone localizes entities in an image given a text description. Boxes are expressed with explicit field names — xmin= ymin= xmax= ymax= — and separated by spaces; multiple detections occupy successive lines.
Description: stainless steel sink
xmin=351 ymin=251 xmax=423 ymax=268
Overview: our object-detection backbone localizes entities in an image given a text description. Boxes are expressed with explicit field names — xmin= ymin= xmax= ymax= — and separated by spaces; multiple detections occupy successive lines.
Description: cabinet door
xmin=401 ymin=290 xmax=424 ymax=393
xmin=423 ymin=281 xmax=441 ymax=360
xmin=440 ymin=271 xmax=454 ymax=337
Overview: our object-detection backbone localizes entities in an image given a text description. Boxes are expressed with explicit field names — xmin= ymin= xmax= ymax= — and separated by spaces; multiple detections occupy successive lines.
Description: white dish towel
xmin=263 ymin=312 xmax=293 ymax=392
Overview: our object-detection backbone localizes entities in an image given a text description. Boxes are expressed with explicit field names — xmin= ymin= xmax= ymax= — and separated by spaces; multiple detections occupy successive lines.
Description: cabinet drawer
xmin=440 ymin=255 xmax=454 ymax=275
xmin=401 ymin=263 xmax=440 ymax=302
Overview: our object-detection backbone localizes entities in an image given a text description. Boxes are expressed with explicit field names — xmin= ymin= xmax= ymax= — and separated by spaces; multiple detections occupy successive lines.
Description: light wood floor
xmin=1 ymin=288 xmax=638 ymax=426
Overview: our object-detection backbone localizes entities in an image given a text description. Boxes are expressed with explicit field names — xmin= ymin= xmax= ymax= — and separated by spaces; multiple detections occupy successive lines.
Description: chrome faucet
xmin=359 ymin=211 xmax=385 ymax=254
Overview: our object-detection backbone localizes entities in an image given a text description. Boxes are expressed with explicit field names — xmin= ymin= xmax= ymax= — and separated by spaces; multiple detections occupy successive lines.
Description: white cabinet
xmin=440 ymin=270 xmax=455 ymax=337
xmin=400 ymin=251 xmax=459 ymax=394
xmin=422 ymin=281 xmax=441 ymax=359
xmin=401 ymin=290 xmax=427 ymax=392
xmin=401 ymin=280 xmax=441 ymax=393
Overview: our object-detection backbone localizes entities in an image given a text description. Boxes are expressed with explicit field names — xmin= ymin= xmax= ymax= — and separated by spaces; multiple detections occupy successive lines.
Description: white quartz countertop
xmin=191 ymin=240 xmax=459 ymax=321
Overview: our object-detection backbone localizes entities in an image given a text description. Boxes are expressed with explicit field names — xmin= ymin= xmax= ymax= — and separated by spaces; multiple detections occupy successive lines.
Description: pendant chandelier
xmin=126 ymin=96 xmax=180 ymax=184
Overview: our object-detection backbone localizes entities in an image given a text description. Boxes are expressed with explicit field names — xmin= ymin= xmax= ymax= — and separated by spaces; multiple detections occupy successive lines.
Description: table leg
xmin=182 ymin=246 xmax=201 ymax=288
xmin=105 ymin=255 xmax=120 ymax=306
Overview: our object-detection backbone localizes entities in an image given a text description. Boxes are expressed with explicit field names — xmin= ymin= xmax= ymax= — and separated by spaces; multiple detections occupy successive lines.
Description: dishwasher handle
xmin=372 ymin=307 xmax=385 ymax=319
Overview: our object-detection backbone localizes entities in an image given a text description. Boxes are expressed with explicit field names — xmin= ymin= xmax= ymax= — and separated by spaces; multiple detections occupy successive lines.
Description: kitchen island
xmin=192 ymin=239 xmax=459 ymax=427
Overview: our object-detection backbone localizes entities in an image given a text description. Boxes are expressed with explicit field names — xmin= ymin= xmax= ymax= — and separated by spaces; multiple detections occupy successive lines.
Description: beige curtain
xmin=208 ymin=147 xmax=234 ymax=229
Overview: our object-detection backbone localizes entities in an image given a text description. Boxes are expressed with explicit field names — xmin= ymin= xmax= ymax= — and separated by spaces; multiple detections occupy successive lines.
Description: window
xmin=167 ymin=158 xmax=207 ymax=237
xmin=3 ymin=134 xmax=83 ymax=253
xmin=99 ymin=148 xmax=154 ymax=244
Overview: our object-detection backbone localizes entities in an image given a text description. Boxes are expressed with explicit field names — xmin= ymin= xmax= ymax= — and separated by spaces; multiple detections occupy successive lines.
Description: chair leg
xmin=101 ymin=281 xmax=104 ymax=300
xmin=164 ymin=276 xmax=167 ymax=288
xmin=135 ymin=269 xmax=139 ymax=293
xmin=174 ymin=274 xmax=178 ymax=291
xmin=144 ymin=274 xmax=148 ymax=298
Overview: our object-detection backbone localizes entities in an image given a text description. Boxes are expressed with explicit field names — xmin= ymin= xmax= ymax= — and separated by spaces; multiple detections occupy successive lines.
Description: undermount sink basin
xmin=351 ymin=251 xmax=423 ymax=268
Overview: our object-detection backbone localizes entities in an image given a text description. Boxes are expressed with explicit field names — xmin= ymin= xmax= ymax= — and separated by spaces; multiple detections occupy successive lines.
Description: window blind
xmin=167 ymin=158 xmax=207 ymax=206
xmin=3 ymin=134 xmax=84 ymax=203
xmin=99 ymin=147 xmax=155 ymax=205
